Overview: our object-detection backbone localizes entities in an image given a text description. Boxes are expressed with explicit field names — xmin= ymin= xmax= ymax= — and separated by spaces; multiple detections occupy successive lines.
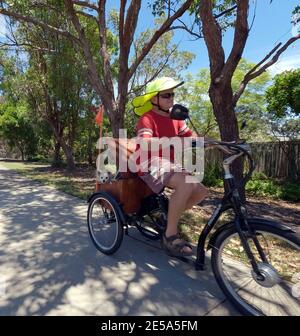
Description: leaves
xmin=266 ymin=69 xmax=300 ymax=118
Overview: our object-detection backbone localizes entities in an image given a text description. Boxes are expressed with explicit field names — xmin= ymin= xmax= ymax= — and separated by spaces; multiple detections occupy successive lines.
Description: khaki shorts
xmin=139 ymin=157 xmax=190 ymax=194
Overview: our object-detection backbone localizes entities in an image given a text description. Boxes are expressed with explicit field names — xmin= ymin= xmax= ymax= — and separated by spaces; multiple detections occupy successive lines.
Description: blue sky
xmin=106 ymin=0 xmax=300 ymax=76
xmin=173 ymin=0 xmax=300 ymax=75
xmin=1 ymin=0 xmax=299 ymax=76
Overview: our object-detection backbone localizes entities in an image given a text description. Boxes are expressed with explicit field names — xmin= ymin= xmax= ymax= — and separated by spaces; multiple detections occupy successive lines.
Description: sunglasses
xmin=158 ymin=92 xmax=175 ymax=99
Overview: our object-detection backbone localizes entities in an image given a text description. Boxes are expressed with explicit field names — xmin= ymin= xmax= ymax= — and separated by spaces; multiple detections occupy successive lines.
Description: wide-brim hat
xmin=132 ymin=77 xmax=184 ymax=116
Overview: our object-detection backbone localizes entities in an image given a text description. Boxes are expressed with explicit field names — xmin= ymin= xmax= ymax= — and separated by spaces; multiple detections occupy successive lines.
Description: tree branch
xmin=0 ymin=40 xmax=55 ymax=53
xmin=71 ymin=0 xmax=98 ymax=11
xmin=129 ymin=0 xmax=193 ymax=79
xmin=169 ymin=19 xmax=202 ymax=40
xmin=0 ymin=7 xmax=80 ymax=43
xmin=118 ymin=0 xmax=141 ymax=97
xmin=199 ymin=0 xmax=225 ymax=80
xmin=119 ymin=0 xmax=126 ymax=51
xmin=75 ymin=9 xmax=98 ymax=23
xmin=63 ymin=0 xmax=111 ymax=109
xmin=233 ymin=34 xmax=300 ymax=105
xmin=214 ymin=5 xmax=237 ymax=19
xmin=2 ymin=17 xmax=56 ymax=53
xmin=123 ymin=0 xmax=141 ymax=59
xmin=97 ymin=0 xmax=115 ymax=100
xmin=130 ymin=45 xmax=179 ymax=95
xmin=222 ymin=0 xmax=249 ymax=82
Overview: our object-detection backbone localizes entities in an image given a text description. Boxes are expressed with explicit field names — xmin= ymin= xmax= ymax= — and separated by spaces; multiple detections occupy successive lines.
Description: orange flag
xmin=95 ymin=105 xmax=104 ymax=126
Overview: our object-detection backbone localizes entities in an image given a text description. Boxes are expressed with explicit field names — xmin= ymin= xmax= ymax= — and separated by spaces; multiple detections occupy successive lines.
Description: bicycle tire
xmin=211 ymin=221 xmax=300 ymax=316
xmin=87 ymin=192 xmax=124 ymax=255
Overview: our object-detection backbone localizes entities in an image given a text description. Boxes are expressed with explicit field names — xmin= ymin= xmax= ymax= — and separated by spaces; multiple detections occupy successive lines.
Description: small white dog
xmin=96 ymin=170 xmax=113 ymax=184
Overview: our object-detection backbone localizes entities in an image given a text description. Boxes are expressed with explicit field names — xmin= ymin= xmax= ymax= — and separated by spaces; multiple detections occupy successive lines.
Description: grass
xmin=0 ymin=161 xmax=95 ymax=200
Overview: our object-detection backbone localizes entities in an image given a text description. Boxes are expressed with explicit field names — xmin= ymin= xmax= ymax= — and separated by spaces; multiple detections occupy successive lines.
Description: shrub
xmin=203 ymin=162 xmax=223 ymax=187
xmin=246 ymin=174 xmax=300 ymax=201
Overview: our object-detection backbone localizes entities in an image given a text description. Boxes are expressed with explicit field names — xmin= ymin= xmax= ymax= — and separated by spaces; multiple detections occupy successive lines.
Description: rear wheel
xmin=211 ymin=222 xmax=300 ymax=316
xmin=87 ymin=192 xmax=124 ymax=255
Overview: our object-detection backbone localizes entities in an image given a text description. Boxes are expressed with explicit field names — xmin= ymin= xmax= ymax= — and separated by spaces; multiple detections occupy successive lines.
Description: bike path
xmin=0 ymin=163 xmax=239 ymax=316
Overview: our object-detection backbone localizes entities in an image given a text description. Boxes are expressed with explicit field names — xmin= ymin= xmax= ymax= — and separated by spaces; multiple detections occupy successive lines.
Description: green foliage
xmin=190 ymin=0 xmax=237 ymax=30
xmin=201 ymin=168 xmax=300 ymax=201
xmin=149 ymin=1 xmax=181 ymax=16
xmin=179 ymin=59 xmax=272 ymax=140
xmin=0 ymin=100 xmax=38 ymax=159
xmin=279 ymin=182 xmax=300 ymax=202
xmin=246 ymin=173 xmax=300 ymax=202
xmin=202 ymin=162 xmax=223 ymax=187
xmin=265 ymin=69 xmax=300 ymax=140
xmin=266 ymin=69 xmax=300 ymax=118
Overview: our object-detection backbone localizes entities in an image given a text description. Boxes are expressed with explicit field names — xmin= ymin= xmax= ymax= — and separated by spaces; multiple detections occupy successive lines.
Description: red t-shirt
xmin=135 ymin=110 xmax=193 ymax=175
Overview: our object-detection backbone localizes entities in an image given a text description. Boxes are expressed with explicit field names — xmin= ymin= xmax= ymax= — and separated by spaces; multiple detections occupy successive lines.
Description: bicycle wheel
xmin=211 ymin=221 xmax=300 ymax=316
xmin=87 ymin=192 xmax=124 ymax=255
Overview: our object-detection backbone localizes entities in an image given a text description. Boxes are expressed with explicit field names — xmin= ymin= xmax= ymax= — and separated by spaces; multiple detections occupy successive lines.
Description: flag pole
xmin=95 ymin=106 xmax=104 ymax=188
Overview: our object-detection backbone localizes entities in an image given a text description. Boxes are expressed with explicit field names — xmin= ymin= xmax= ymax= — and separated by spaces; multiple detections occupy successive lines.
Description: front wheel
xmin=211 ymin=222 xmax=300 ymax=316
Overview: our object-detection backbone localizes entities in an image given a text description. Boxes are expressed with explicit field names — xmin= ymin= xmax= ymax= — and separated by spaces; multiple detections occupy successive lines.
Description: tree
xmin=124 ymin=18 xmax=195 ymax=137
xmin=196 ymin=0 xmax=300 ymax=199
xmin=197 ymin=1 xmax=299 ymax=139
xmin=266 ymin=69 xmax=300 ymax=141
xmin=179 ymin=59 xmax=272 ymax=141
xmin=0 ymin=50 xmax=38 ymax=160
xmin=0 ymin=100 xmax=38 ymax=160
xmin=266 ymin=69 xmax=300 ymax=118
xmin=0 ymin=0 xmax=194 ymax=136
xmin=15 ymin=2 xmax=100 ymax=170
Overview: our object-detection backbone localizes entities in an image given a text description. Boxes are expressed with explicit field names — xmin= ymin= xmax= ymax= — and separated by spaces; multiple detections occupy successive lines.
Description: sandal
xmin=162 ymin=233 xmax=193 ymax=257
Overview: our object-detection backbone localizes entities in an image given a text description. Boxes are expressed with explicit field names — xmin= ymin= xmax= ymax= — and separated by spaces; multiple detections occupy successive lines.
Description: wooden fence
xmin=205 ymin=141 xmax=300 ymax=182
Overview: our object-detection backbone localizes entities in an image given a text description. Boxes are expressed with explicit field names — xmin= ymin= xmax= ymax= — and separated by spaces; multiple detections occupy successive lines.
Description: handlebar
xmin=192 ymin=139 xmax=255 ymax=188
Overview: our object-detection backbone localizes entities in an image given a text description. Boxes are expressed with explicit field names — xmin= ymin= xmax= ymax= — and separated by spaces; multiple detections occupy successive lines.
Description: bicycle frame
xmin=194 ymin=143 xmax=268 ymax=277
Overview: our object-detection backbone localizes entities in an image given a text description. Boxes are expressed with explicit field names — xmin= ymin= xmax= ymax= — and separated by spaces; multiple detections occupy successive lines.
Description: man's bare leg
xmin=165 ymin=173 xmax=194 ymax=254
xmin=184 ymin=183 xmax=208 ymax=210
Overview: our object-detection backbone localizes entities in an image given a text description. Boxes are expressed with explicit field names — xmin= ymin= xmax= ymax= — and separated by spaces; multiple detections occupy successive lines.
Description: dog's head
xmin=96 ymin=170 xmax=111 ymax=184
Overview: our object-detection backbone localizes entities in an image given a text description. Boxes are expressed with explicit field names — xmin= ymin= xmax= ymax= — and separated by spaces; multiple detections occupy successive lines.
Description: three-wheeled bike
xmin=87 ymin=127 xmax=299 ymax=317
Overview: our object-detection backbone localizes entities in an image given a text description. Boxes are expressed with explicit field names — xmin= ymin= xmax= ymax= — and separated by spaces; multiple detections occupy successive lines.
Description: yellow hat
xmin=132 ymin=77 xmax=184 ymax=116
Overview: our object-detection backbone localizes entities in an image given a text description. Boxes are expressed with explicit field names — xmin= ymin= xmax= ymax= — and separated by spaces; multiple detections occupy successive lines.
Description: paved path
xmin=0 ymin=163 xmax=239 ymax=316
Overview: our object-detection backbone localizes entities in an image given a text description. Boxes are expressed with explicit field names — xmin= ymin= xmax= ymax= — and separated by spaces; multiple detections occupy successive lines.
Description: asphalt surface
xmin=0 ymin=163 xmax=239 ymax=316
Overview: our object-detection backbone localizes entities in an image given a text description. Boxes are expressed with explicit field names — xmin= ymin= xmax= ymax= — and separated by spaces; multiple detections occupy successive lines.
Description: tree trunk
xmin=52 ymin=141 xmax=62 ymax=167
xmin=209 ymin=84 xmax=245 ymax=202
xmin=60 ymin=141 xmax=76 ymax=171
xmin=87 ymin=133 xmax=93 ymax=166
xmin=51 ymin=124 xmax=76 ymax=171
xmin=19 ymin=148 xmax=25 ymax=161
xmin=110 ymin=106 xmax=125 ymax=138
xmin=87 ymin=149 xmax=93 ymax=166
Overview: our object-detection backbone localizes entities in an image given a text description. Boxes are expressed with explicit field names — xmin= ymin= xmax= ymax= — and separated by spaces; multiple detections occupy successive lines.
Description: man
xmin=132 ymin=77 xmax=208 ymax=257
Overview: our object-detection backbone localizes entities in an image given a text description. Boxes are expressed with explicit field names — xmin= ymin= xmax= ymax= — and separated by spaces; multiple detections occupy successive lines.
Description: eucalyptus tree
xmin=0 ymin=51 xmax=38 ymax=160
xmin=149 ymin=1 xmax=300 ymax=198
xmin=0 ymin=0 xmax=194 ymax=136
xmin=2 ymin=1 xmax=99 ymax=169
xmin=180 ymin=59 xmax=272 ymax=141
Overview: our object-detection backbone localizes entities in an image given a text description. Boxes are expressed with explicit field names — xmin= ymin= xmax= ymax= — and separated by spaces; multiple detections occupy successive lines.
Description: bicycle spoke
xmin=213 ymin=227 xmax=300 ymax=316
